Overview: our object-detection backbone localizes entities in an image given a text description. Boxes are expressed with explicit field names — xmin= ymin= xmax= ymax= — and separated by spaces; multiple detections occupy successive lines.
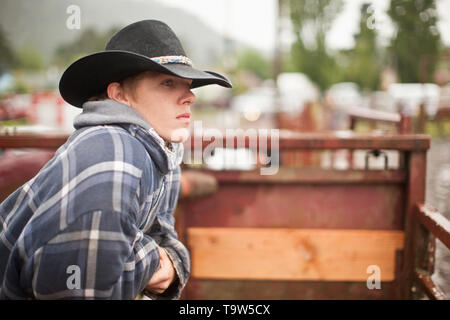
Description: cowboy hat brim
xmin=59 ymin=50 xmax=232 ymax=108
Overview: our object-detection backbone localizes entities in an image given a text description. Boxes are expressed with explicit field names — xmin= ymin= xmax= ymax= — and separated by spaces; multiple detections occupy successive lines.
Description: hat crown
xmin=105 ymin=20 xmax=187 ymax=58
xmin=59 ymin=19 xmax=231 ymax=108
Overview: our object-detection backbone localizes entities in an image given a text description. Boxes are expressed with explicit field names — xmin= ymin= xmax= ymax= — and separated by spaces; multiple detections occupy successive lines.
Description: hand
xmin=145 ymin=246 xmax=176 ymax=294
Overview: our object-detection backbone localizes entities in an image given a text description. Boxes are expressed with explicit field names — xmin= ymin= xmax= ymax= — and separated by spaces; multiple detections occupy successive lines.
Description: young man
xmin=0 ymin=20 xmax=231 ymax=299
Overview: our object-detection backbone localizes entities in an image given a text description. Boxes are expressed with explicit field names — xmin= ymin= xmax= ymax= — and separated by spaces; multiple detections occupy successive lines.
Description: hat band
xmin=150 ymin=55 xmax=193 ymax=67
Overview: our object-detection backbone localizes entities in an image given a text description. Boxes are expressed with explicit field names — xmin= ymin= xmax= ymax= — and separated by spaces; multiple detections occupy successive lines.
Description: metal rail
xmin=412 ymin=203 xmax=450 ymax=300
xmin=0 ymin=131 xmax=431 ymax=151
xmin=347 ymin=105 xmax=412 ymax=134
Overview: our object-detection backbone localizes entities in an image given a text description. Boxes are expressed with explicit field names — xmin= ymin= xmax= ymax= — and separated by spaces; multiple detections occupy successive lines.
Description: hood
xmin=73 ymin=99 xmax=184 ymax=174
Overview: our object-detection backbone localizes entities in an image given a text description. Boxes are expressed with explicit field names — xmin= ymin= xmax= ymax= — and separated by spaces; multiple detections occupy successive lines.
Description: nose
xmin=181 ymin=88 xmax=196 ymax=106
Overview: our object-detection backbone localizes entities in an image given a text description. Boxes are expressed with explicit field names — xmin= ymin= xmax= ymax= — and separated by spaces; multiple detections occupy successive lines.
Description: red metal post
xmin=400 ymin=151 xmax=427 ymax=299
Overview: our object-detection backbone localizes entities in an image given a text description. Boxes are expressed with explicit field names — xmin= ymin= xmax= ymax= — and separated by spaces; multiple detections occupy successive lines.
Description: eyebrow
xmin=161 ymin=75 xmax=192 ymax=84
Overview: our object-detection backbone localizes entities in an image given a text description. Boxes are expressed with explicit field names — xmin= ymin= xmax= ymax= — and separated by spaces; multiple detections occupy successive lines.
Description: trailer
xmin=0 ymin=129 xmax=449 ymax=300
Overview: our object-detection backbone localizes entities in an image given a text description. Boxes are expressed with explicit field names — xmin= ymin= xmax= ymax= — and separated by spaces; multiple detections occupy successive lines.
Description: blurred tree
xmin=235 ymin=49 xmax=271 ymax=80
xmin=16 ymin=46 xmax=44 ymax=71
xmin=0 ymin=25 xmax=16 ymax=75
xmin=225 ymin=48 xmax=271 ymax=95
xmin=53 ymin=26 xmax=119 ymax=66
xmin=388 ymin=0 xmax=441 ymax=83
xmin=344 ymin=3 xmax=382 ymax=91
xmin=10 ymin=78 xmax=30 ymax=94
xmin=287 ymin=0 xmax=343 ymax=90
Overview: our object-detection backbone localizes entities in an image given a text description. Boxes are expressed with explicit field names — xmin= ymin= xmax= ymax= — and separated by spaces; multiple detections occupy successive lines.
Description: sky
xmin=154 ymin=0 xmax=450 ymax=53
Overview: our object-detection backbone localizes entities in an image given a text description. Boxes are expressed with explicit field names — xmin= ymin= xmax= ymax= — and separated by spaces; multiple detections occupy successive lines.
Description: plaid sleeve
xmin=27 ymin=209 xmax=161 ymax=299
xmin=0 ymin=126 xmax=188 ymax=300
xmin=143 ymin=229 xmax=190 ymax=300
xmin=16 ymin=127 xmax=165 ymax=299
xmin=143 ymin=168 xmax=191 ymax=300
xmin=155 ymin=236 xmax=191 ymax=299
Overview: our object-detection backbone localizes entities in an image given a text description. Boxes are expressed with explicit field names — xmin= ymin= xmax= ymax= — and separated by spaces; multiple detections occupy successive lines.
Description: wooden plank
xmin=187 ymin=227 xmax=404 ymax=281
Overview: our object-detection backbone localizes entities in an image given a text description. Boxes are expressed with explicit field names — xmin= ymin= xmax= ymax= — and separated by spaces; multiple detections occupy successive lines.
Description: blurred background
xmin=0 ymin=0 xmax=449 ymax=134
xmin=1 ymin=0 xmax=450 ymax=299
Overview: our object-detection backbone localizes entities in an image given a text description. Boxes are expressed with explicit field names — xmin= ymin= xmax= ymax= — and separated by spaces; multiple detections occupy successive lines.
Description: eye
xmin=162 ymin=79 xmax=174 ymax=87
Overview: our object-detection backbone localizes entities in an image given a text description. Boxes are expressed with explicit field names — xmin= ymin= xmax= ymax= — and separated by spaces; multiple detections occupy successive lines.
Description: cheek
xmin=138 ymin=91 xmax=184 ymax=138
xmin=138 ymin=94 xmax=166 ymax=119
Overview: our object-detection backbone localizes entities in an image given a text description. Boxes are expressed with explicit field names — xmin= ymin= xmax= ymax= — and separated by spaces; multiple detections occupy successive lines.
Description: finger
xmin=146 ymin=247 xmax=174 ymax=292
xmin=146 ymin=280 xmax=171 ymax=294
xmin=148 ymin=269 xmax=165 ymax=285
xmin=147 ymin=263 xmax=171 ymax=287
xmin=157 ymin=246 xmax=166 ymax=258
xmin=149 ymin=278 xmax=172 ymax=293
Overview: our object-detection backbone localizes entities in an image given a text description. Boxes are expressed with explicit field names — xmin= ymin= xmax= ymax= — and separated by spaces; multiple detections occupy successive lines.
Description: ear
xmin=107 ymin=82 xmax=130 ymax=104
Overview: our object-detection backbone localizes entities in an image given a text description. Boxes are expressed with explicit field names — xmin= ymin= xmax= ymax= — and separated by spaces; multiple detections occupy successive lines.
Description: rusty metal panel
xmin=182 ymin=183 xmax=405 ymax=230
xmin=0 ymin=133 xmax=69 ymax=149
xmin=0 ymin=149 xmax=55 ymax=202
xmin=203 ymin=168 xmax=407 ymax=184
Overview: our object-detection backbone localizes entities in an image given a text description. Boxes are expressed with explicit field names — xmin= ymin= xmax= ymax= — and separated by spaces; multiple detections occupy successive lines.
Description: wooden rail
xmin=347 ymin=106 xmax=412 ymax=134
xmin=412 ymin=203 xmax=450 ymax=300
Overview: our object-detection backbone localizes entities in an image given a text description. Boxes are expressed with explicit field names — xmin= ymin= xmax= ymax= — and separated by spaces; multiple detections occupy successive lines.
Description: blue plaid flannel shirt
xmin=0 ymin=100 xmax=190 ymax=299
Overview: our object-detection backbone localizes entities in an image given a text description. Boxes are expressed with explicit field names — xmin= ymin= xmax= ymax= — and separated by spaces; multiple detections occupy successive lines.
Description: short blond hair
xmin=87 ymin=71 xmax=157 ymax=102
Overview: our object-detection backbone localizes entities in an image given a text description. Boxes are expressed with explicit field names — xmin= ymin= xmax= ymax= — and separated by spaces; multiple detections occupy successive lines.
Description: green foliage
xmin=10 ymin=76 xmax=30 ymax=94
xmin=0 ymin=25 xmax=16 ymax=75
xmin=288 ymin=36 xmax=342 ymax=90
xmin=235 ymin=49 xmax=271 ymax=80
xmin=53 ymin=26 xmax=120 ymax=66
xmin=342 ymin=3 xmax=382 ymax=91
xmin=15 ymin=46 xmax=44 ymax=71
xmin=225 ymin=48 xmax=272 ymax=95
xmin=287 ymin=0 xmax=344 ymax=90
xmin=388 ymin=0 xmax=441 ymax=83
xmin=288 ymin=0 xmax=343 ymax=38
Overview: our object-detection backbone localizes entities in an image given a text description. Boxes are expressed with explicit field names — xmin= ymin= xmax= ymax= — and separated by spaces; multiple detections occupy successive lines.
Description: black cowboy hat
xmin=59 ymin=19 xmax=232 ymax=108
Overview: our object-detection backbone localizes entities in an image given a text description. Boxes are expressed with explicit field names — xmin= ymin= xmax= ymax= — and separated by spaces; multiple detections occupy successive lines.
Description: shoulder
xmin=66 ymin=125 xmax=162 ymax=203
xmin=66 ymin=125 xmax=152 ymax=172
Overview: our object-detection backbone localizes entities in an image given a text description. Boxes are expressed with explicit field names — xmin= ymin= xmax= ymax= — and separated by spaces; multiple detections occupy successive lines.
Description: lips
xmin=176 ymin=113 xmax=191 ymax=119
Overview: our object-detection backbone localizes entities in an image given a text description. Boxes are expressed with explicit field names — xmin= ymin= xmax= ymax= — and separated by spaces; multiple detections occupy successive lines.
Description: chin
xmin=168 ymin=128 xmax=191 ymax=143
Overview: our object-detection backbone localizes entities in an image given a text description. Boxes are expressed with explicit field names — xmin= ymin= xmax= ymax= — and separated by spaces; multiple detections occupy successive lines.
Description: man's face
xmin=124 ymin=71 xmax=195 ymax=143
